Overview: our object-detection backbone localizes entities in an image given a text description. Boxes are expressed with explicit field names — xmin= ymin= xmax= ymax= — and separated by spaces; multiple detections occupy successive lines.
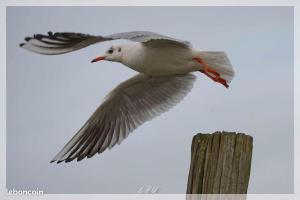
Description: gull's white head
xmin=91 ymin=45 xmax=123 ymax=63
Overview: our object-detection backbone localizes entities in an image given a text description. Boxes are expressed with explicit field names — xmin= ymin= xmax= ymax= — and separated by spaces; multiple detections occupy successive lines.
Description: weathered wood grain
xmin=186 ymin=131 xmax=253 ymax=196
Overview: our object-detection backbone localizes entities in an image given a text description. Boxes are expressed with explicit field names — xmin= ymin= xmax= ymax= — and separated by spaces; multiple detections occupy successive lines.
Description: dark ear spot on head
xmin=118 ymin=47 xmax=121 ymax=52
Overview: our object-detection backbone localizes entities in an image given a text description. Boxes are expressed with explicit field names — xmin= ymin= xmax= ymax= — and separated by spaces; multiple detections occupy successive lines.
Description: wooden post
xmin=186 ymin=131 xmax=253 ymax=197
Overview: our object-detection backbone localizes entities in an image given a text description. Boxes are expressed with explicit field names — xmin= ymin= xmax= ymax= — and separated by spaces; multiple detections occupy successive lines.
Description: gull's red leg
xmin=193 ymin=57 xmax=229 ymax=88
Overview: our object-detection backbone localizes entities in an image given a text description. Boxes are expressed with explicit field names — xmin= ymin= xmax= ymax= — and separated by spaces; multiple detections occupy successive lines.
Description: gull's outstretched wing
xmin=51 ymin=73 xmax=196 ymax=163
xmin=20 ymin=31 xmax=192 ymax=55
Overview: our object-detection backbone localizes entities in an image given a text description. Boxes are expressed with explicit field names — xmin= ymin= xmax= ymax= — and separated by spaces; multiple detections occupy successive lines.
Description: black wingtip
xmin=34 ymin=34 xmax=43 ymax=39
xmin=65 ymin=158 xmax=73 ymax=163
xmin=57 ymin=160 xmax=64 ymax=164
xmin=24 ymin=37 xmax=31 ymax=42
xmin=19 ymin=43 xmax=25 ymax=47
xmin=77 ymin=156 xmax=85 ymax=162
xmin=50 ymin=159 xmax=57 ymax=164
xmin=48 ymin=31 xmax=53 ymax=37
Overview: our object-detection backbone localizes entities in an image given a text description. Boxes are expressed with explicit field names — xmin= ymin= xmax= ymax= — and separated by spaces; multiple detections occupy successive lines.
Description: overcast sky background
xmin=6 ymin=6 xmax=293 ymax=194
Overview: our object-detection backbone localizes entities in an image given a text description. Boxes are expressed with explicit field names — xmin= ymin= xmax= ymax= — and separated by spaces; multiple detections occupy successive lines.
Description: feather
xmin=50 ymin=73 xmax=196 ymax=163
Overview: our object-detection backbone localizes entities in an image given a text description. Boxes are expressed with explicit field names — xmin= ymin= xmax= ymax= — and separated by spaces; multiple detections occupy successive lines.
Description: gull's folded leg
xmin=194 ymin=57 xmax=229 ymax=88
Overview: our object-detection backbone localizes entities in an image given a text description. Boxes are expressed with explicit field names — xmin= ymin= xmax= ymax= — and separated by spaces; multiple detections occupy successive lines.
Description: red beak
xmin=91 ymin=56 xmax=106 ymax=63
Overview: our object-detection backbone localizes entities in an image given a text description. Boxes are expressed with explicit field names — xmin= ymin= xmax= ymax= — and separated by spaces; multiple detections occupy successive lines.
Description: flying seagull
xmin=20 ymin=31 xmax=235 ymax=163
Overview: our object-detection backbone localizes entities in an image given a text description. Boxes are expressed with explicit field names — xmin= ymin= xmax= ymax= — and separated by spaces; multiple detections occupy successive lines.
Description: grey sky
xmin=6 ymin=6 xmax=293 ymax=194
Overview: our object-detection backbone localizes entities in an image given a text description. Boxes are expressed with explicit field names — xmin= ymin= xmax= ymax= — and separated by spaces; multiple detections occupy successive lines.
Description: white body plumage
xmin=120 ymin=43 xmax=200 ymax=76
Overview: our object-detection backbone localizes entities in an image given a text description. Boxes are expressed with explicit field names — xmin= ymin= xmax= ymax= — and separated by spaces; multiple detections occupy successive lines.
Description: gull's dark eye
xmin=108 ymin=49 xmax=114 ymax=54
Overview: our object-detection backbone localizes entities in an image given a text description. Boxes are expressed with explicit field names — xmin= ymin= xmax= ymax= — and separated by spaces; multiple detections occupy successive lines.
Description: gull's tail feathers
xmin=198 ymin=51 xmax=235 ymax=83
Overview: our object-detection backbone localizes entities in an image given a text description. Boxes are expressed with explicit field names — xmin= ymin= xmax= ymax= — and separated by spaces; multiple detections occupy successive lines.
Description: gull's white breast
xmin=121 ymin=43 xmax=200 ymax=76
